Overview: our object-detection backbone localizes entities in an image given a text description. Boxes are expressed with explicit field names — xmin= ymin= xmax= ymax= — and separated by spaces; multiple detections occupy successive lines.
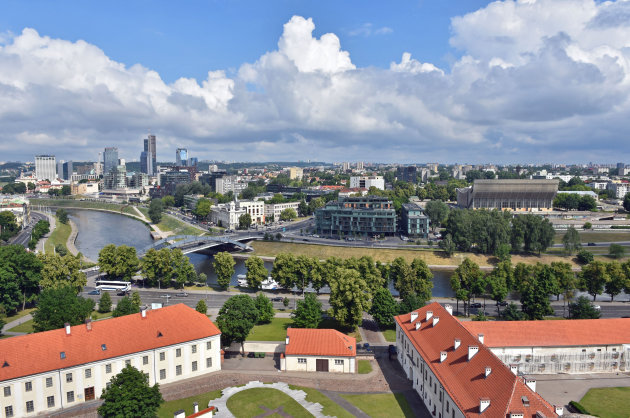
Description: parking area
xmin=221 ymin=353 xmax=280 ymax=371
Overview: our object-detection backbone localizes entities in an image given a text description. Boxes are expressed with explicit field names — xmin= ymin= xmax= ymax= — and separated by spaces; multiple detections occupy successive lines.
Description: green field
xmin=157 ymin=214 xmax=204 ymax=236
xmin=247 ymin=318 xmax=292 ymax=341
xmin=288 ymin=385 xmax=354 ymax=418
xmin=579 ymin=386 xmax=630 ymax=418
xmin=358 ymin=359 xmax=372 ymax=374
xmin=44 ymin=220 xmax=72 ymax=254
xmin=382 ymin=328 xmax=397 ymax=342
xmin=340 ymin=393 xmax=414 ymax=418
xmin=227 ymin=388 xmax=313 ymax=417
xmin=36 ymin=198 xmax=137 ymax=216
xmin=157 ymin=390 xmax=222 ymax=418
xmin=8 ymin=319 xmax=34 ymax=333
xmin=2 ymin=308 xmax=35 ymax=323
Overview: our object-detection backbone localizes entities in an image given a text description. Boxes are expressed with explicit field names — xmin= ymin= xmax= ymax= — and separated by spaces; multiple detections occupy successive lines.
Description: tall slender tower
xmin=143 ymin=134 xmax=157 ymax=175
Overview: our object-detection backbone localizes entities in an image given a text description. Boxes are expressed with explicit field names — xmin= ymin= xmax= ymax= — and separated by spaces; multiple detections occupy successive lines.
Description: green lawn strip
xmin=157 ymin=214 xmax=204 ymax=236
xmin=579 ymin=386 xmax=630 ymax=418
xmin=44 ymin=220 xmax=72 ymax=254
xmin=247 ymin=318 xmax=292 ymax=341
xmin=358 ymin=359 xmax=372 ymax=374
xmin=91 ymin=311 xmax=112 ymax=320
xmin=554 ymin=231 xmax=630 ymax=244
xmin=227 ymin=388 xmax=313 ymax=418
xmin=36 ymin=198 xmax=128 ymax=212
xmin=340 ymin=393 xmax=414 ymax=418
xmin=287 ymin=385 xmax=354 ymax=418
xmin=2 ymin=308 xmax=35 ymax=323
xmin=157 ymin=389 xmax=222 ymax=418
xmin=382 ymin=328 xmax=396 ymax=342
xmin=8 ymin=319 xmax=34 ymax=333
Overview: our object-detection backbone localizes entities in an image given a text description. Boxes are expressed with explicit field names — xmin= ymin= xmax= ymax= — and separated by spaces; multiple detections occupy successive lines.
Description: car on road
xmin=593 ymin=305 xmax=601 ymax=310
xmin=87 ymin=289 xmax=101 ymax=295
xmin=175 ymin=292 xmax=189 ymax=297
xmin=496 ymin=301 xmax=508 ymax=306
xmin=470 ymin=302 xmax=482 ymax=308
xmin=587 ymin=242 xmax=597 ymax=246
xmin=270 ymin=296 xmax=283 ymax=302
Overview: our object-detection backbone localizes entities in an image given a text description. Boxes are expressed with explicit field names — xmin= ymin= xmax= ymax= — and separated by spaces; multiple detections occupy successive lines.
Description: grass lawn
xmin=553 ymin=231 xmax=630 ymax=244
xmin=36 ymin=198 xmax=130 ymax=213
xmin=227 ymin=388 xmax=313 ymax=418
xmin=2 ymin=308 xmax=35 ymax=323
xmin=156 ymin=214 xmax=204 ymax=236
xmin=358 ymin=359 xmax=372 ymax=374
xmin=44 ymin=219 xmax=72 ymax=254
xmin=382 ymin=328 xmax=397 ymax=342
xmin=340 ymin=393 xmax=414 ymax=418
xmin=157 ymin=389 xmax=222 ymax=418
xmin=91 ymin=311 xmax=112 ymax=320
xmin=579 ymin=386 xmax=630 ymax=418
xmin=247 ymin=318 xmax=293 ymax=341
xmin=288 ymin=385 xmax=354 ymax=418
xmin=8 ymin=319 xmax=34 ymax=333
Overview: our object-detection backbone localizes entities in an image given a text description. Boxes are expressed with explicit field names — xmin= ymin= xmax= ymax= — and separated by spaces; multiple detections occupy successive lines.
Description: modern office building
xmin=400 ymin=203 xmax=429 ymax=238
xmin=349 ymin=176 xmax=385 ymax=190
xmin=142 ymin=135 xmax=157 ymax=175
xmin=176 ymin=148 xmax=188 ymax=167
xmin=103 ymin=164 xmax=127 ymax=189
xmin=315 ymin=196 xmax=397 ymax=237
xmin=60 ymin=161 xmax=73 ymax=181
xmin=140 ymin=151 xmax=152 ymax=176
xmin=35 ymin=155 xmax=57 ymax=181
xmin=395 ymin=303 xmax=561 ymax=418
xmin=103 ymin=148 xmax=119 ymax=175
xmin=188 ymin=157 xmax=198 ymax=167
xmin=214 ymin=175 xmax=248 ymax=196
xmin=397 ymin=166 xmax=418 ymax=183
xmin=0 ymin=304 xmax=221 ymax=417
xmin=456 ymin=179 xmax=559 ymax=211
xmin=160 ymin=170 xmax=192 ymax=195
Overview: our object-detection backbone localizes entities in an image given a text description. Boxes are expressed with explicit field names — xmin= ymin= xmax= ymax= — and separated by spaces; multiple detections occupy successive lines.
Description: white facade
xmin=264 ymin=201 xmax=300 ymax=221
xmin=282 ymin=355 xmax=355 ymax=373
xmin=210 ymin=200 xmax=266 ymax=229
xmin=349 ymin=176 xmax=385 ymax=190
xmin=35 ymin=155 xmax=57 ymax=181
xmin=215 ymin=176 xmax=248 ymax=195
xmin=607 ymin=182 xmax=630 ymax=199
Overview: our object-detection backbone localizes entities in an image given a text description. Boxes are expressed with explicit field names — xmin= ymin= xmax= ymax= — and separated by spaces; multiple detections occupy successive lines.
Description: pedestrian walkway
xmin=1 ymin=313 xmax=32 ymax=336
xmin=319 ymin=390 xmax=370 ymax=418
xmin=132 ymin=206 xmax=170 ymax=239
xmin=37 ymin=211 xmax=55 ymax=253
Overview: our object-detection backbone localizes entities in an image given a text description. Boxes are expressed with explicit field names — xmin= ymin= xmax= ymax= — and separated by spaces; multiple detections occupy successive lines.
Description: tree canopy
xmin=369 ymin=288 xmax=398 ymax=328
xmin=568 ymin=296 xmax=601 ymax=319
xmin=148 ymin=199 xmax=163 ymax=224
xmin=245 ymin=256 xmax=268 ymax=289
xmin=113 ymin=296 xmax=140 ymax=317
xmin=213 ymin=252 xmax=235 ymax=289
xmin=0 ymin=245 xmax=42 ymax=313
xmin=33 ymin=286 xmax=94 ymax=332
xmin=98 ymin=244 xmax=140 ymax=281
xmin=328 ymin=268 xmax=371 ymax=329
xmin=216 ymin=295 xmax=258 ymax=350
xmin=98 ymin=365 xmax=163 ymax=417
xmin=38 ymin=253 xmax=87 ymax=294
xmin=292 ymin=293 xmax=323 ymax=328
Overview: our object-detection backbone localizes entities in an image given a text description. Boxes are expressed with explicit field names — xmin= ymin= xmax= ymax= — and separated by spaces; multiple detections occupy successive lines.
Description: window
xmin=176 ymin=365 xmax=182 ymax=376
xmin=25 ymin=381 xmax=32 ymax=392
xmin=191 ymin=344 xmax=197 ymax=354
xmin=106 ymin=364 xmax=112 ymax=374
xmin=26 ymin=401 xmax=34 ymax=413
xmin=143 ymin=356 xmax=149 ymax=365
xmin=160 ymin=352 xmax=165 ymax=361
xmin=4 ymin=406 xmax=13 ymax=418
xmin=446 ymin=402 xmax=450 ymax=412
xmin=125 ymin=359 xmax=131 ymax=366
xmin=66 ymin=373 xmax=73 ymax=383
xmin=334 ymin=359 xmax=344 ymax=365
xmin=85 ymin=369 xmax=92 ymax=379
xmin=4 ymin=386 xmax=10 ymax=397
xmin=192 ymin=361 xmax=198 ymax=372
xmin=46 ymin=377 xmax=53 ymax=388
xmin=176 ymin=348 xmax=182 ymax=358
xmin=160 ymin=369 xmax=166 ymax=380
xmin=297 ymin=358 xmax=307 ymax=364
xmin=206 ymin=341 xmax=212 ymax=350
xmin=47 ymin=396 xmax=55 ymax=408
xmin=67 ymin=391 xmax=74 ymax=403
xmin=206 ymin=357 xmax=213 ymax=368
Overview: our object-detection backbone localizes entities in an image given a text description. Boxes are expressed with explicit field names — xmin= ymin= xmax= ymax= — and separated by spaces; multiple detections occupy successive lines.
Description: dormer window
xmin=60 ymin=352 xmax=66 ymax=359
xmin=101 ymin=344 xmax=107 ymax=351
xmin=157 ymin=331 xmax=163 ymax=338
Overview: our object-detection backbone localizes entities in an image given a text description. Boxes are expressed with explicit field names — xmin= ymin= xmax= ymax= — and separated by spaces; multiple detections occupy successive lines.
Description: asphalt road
xmin=9 ymin=211 xmax=49 ymax=247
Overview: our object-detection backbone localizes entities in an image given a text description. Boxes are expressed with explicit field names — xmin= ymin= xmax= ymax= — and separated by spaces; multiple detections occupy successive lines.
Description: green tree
xmin=562 ymin=226 xmax=581 ymax=255
xmin=38 ymin=253 xmax=87 ymax=294
xmin=279 ymin=208 xmax=297 ymax=221
xmin=292 ymin=293 xmax=323 ymax=328
xmin=425 ymin=200 xmax=449 ymax=232
xmin=98 ymin=291 xmax=112 ymax=313
xmin=194 ymin=198 xmax=212 ymax=220
xmin=272 ymin=253 xmax=297 ymax=290
xmin=245 ymin=256 xmax=268 ymax=289
xmin=98 ymin=365 xmax=163 ymax=418
xmin=171 ymin=249 xmax=196 ymax=288
xmin=0 ymin=211 xmax=19 ymax=241
xmin=238 ymin=213 xmax=252 ymax=230
xmin=213 ymin=252 xmax=235 ymax=290
xmin=328 ymin=268 xmax=371 ymax=329
xmin=54 ymin=244 xmax=68 ymax=256
xmin=0 ymin=245 xmax=42 ymax=313
xmin=450 ymin=258 xmax=484 ymax=316
xmin=148 ymin=199 xmax=163 ymax=224
xmin=580 ymin=261 xmax=610 ymax=301
xmin=576 ymin=249 xmax=594 ymax=264
xmin=254 ymin=293 xmax=274 ymax=324
xmin=390 ymin=257 xmax=413 ymax=298
xmin=624 ymin=192 xmax=630 ymax=212
xmin=604 ymin=261 xmax=627 ymax=301
xmin=550 ymin=261 xmax=577 ymax=313
xmin=196 ymin=299 xmax=208 ymax=315
xmin=487 ymin=264 xmax=509 ymax=313
xmin=162 ymin=195 xmax=175 ymax=207
xmin=141 ymin=248 xmax=173 ymax=288
xmin=495 ymin=243 xmax=512 ymax=262
xmin=583 ymin=221 xmax=592 ymax=230
xmin=33 ymin=286 xmax=95 ymax=332
xmin=216 ymin=295 xmax=258 ymax=352
xmin=131 ymin=291 xmax=142 ymax=309
xmin=568 ymin=296 xmax=601 ymax=319
xmin=438 ymin=233 xmax=456 ymax=256
xmin=56 ymin=208 xmax=69 ymax=224
xmin=196 ymin=272 xmax=207 ymax=287
xmin=609 ymin=243 xmax=626 ymax=259
xmin=369 ymin=288 xmax=398 ymax=328
xmin=98 ymin=244 xmax=140 ymax=281
xmin=398 ymin=292 xmax=426 ymax=314
xmin=520 ymin=264 xmax=556 ymax=320
xmin=408 ymin=258 xmax=434 ymax=301
xmin=501 ymin=302 xmax=524 ymax=321
xmin=113 ymin=296 xmax=140 ymax=317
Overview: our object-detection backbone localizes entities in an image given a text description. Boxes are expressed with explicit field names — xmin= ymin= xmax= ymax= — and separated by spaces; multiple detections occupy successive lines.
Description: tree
xmin=390 ymin=257 xmax=413 ymax=298
xmin=605 ymin=261 xmax=627 ymax=301
xmin=245 ymin=256 xmax=268 ymax=289
xmin=98 ymin=365 xmax=163 ymax=418
xmin=328 ymin=268 xmax=371 ymax=329
xmin=520 ymin=264 xmax=556 ymax=320
xmin=576 ymin=249 xmax=594 ymax=264
xmin=196 ymin=272 xmax=207 ymax=287
xmin=398 ymin=292 xmax=426 ymax=314
xmin=624 ymin=192 xmax=630 ymax=212
xmin=439 ymin=234 xmax=456 ymax=256
xmin=0 ymin=245 xmax=42 ymax=313
xmin=583 ymin=221 xmax=592 ymax=230
xmin=196 ymin=299 xmax=208 ymax=315
xmin=254 ymin=293 xmax=274 ymax=324
xmin=609 ymin=243 xmax=626 ymax=259
xmin=568 ymin=296 xmax=601 ymax=319
xmin=213 ymin=252 xmax=235 ymax=289
xmin=98 ymin=291 xmax=112 ymax=313
xmin=292 ymin=293 xmax=323 ymax=328
xmin=580 ymin=261 xmax=610 ymax=301
xmin=141 ymin=248 xmax=173 ymax=288
xmin=33 ymin=286 xmax=95 ymax=332
xmin=162 ymin=195 xmax=175 ymax=207
xmin=550 ymin=262 xmax=577 ymax=313
xmin=494 ymin=243 xmax=511 ymax=262
xmin=369 ymin=288 xmax=398 ymax=328
xmin=171 ymin=249 xmax=196 ymax=288
xmin=0 ymin=211 xmax=19 ymax=241
xmin=238 ymin=213 xmax=252 ymax=230
xmin=38 ymin=253 xmax=87 ymax=294
xmin=487 ymin=264 xmax=509 ymax=313
xmin=131 ymin=291 xmax=142 ymax=309
xmin=272 ymin=253 xmax=297 ymax=290
xmin=54 ymin=244 xmax=68 ymax=256
xmin=501 ymin=302 xmax=524 ymax=321
xmin=216 ymin=295 xmax=258 ymax=352
xmin=562 ymin=226 xmax=581 ymax=255
xmin=425 ymin=200 xmax=449 ymax=232
xmin=194 ymin=198 xmax=212 ymax=220
xmin=450 ymin=258 xmax=484 ymax=316
xmin=148 ymin=199 xmax=163 ymax=224
xmin=56 ymin=208 xmax=69 ymax=224
xmin=113 ymin=296 xmax=141 ymax=317
xmin=279 ymin=208 xmax=297 ymax=221
xmin=98 ymin=244 xmax=140 ymax=281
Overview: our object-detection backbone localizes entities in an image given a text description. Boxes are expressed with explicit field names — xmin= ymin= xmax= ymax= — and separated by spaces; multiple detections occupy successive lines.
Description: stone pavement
xmin=535 ymin=372 xmax=630 ymax=407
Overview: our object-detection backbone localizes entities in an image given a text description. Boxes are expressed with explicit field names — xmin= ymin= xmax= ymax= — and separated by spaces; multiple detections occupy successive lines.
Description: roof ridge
xmin=504 ymin=376 xmax=519 ymax=417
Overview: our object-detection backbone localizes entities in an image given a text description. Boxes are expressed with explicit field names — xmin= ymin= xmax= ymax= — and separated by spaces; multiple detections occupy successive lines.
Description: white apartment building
xmin=349 ymin=176 xmax=385 ymax=190
xmin=210 ymin=200 xmax=266 ymax=229
xmin=264 ymin=201 xmax=300 ymax=221
xmin=287 ymin=167 xmax=303 ymax=180
xmin=215 ymin=176 xmax=248 ymax=196
xmin=607 ymin=182 xmax=630 ymax=199
xmin=35 ymin=155 xmax=57 ymax=181
xmin=0 ymin=304 xmax=221 ymax=417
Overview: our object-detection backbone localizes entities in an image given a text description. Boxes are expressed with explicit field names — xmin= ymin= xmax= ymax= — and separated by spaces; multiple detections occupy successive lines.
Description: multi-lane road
xmin=9 ymin=211 xmax=49 ymax=247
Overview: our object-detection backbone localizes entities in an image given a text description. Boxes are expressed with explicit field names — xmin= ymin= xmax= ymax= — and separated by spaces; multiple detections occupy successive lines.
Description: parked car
xmin=87 ymin=289 xmax=100 ymax=295
xmin=470 ymin=302 xmax=482 ymax=309
xmin=175 ymin=292 xmax=189 ymax=297
xmin=593 ymin=305 xmax=601 ymax=310
xmin=587 ymin=242 xmax=597 ymax=246
xmin=496 ymin=301 xmax=508 ymax=306
xmin=270 ymin=296 xmax=283 ymax=302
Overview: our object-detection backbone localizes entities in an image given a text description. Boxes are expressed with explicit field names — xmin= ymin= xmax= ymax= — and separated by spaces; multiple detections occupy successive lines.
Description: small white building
xmin=210 ymin=200 xmax=266 ymax=229
xmin=282 ymin=329 xmax=356 ymax=373
xmin=264 ymin=201 xmax=301 ymax=221
xmin=349 ymin=176 xmax=384 ymax=190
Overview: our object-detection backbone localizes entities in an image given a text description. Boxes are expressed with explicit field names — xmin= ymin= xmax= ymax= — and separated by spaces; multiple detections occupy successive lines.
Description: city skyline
xmin=0 ymin=0 xmax=629 ymax=163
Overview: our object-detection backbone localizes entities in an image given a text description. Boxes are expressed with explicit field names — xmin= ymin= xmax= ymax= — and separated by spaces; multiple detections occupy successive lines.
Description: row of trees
xmin=28 ymin=219 xmax=50 ymax=250
xmin=553 ymin=193 xmax=597 ymax=211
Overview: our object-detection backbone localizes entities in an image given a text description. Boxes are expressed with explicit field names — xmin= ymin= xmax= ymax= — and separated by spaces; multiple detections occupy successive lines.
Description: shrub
xmin=576 ymin=249 xmax=594 ymax=264
xmin=568 ymin=401 xmax=591 ymax=415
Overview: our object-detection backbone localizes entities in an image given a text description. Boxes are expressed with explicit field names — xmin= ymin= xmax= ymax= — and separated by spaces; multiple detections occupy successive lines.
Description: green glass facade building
xmin=400 ymin=203 xmax=429 ymax=238
xmin=315 ymin=196 xmax=397 ymax=237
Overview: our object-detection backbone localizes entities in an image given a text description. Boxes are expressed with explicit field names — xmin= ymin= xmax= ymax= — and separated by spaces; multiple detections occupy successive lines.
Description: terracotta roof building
xmin=463 ymin=319 xmax=630 ymax=375
xmin=395 ymin=303 xmax=561 ymax=417
xmin=282 ymin=329 xmax=356 ymax=373
xmin=0 ymin=304 xmax=221 ymax=417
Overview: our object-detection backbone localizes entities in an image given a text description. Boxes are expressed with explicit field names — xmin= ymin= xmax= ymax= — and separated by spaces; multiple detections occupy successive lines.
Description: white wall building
xmin=35 ymin=155 xmax=57 ymax=181
xmin=264 ymin=201 xmax=300 ymax=221
xmin=349 ymin=176 xmax=385 ymax=190
xmin=282 ymin=329 xmax=356 ymax=373
xmin=210 ymin=200 xmax=266 ymax=229
xmin=0 ymin=304 xmax=221 ymax=417
xmin=607 ymin=182 xmax=630 ymax=199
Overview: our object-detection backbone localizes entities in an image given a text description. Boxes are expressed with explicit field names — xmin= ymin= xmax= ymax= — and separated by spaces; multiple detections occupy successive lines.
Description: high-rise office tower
xmin=35 ymin=155 xmax=57 ymax=181
xmin=176 ymin=148 xmax=188 ymax=166
xmin=57 ymin=160 xmax=65 ymax=180
xmin=140 ymin=151 xmax=152 ymax=175
xmin=103 ymin=147 xmax=119 ymax=175
xmin=188 ymin=157 xmax=198 ymax=167
xmin=143 ymin=134 xmax=157 ymax=175
xmin=61 ymin=161 xmax=73 ymax=180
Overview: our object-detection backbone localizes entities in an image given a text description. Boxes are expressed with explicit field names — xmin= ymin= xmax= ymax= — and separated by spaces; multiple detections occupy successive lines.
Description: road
xmin=9 ymin=211 xmax=49 ymax=247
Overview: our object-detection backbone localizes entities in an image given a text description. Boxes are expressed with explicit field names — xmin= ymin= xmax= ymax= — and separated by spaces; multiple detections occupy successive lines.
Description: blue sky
xmin=0 ymin=0 xmax=629 ymax=163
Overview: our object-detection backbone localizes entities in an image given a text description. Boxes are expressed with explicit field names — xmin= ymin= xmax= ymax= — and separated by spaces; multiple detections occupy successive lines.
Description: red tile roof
xmin=395 ymin=303 xmax=557 ymax=418
xmin=462 ymin=318 xmax=630 ymax=348
xmin=285 ymin=328 xmax=356 ymax=357
xmin=0 ymin=304 xmax=220 ymax=382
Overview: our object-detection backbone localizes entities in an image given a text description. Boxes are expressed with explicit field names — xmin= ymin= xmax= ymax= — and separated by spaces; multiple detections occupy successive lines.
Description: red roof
xmin=395 ymin=303 xmax=557 ymax=418
xmin=0 ymin=304 xmax=220 ymax=382
xmin=463 ymin=318 xmax=630 ymax=348
xmin=285 ymin=328 xmax=356 ymax=357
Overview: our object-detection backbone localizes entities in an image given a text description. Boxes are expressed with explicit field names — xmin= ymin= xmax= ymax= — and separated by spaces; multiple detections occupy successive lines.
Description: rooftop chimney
xmin=415 ymin=322 xmax=421 ymax=330
xmin=410 ymin=312 xmax=418 ymax=323
xmin=554 ymin=406 xmax=564 ymax=416
xmin=480 ymin=399 xmax=491 ymax=413
xmin=510 ymin=364 xmax=518 ymax=375
xmin=426 ymin=311 xmax=433 ymax=321
xmin=85 ymin=319 xmax=92 ymax=331
xmin=525 ymin=378 xmax=536 ymax=393
xmin=454 ymin=339 xmax=461 ymax=350
xmin=173 ymin=410 xmax=185 ymax=418
xmin=485 ymin=366 xmax=492 ymax=378
xmin=445 ymin=305 xmax=453 ymax=315
xmin=440 ymin=351 xmax=448 ymax=363
xmin=478 ymin=334 xmax=484 ymax=344
xmin=64 ymin=323 xmax=71 ymax=335
xmin=433 ymin=316 xmax=440 ymax=327
xmin=141 ymin=307 xmax=147 ymax=319
xmin=285 ymin=336 xmax=290 ymax=345
xmin=468 ymin=346 xmax=479 ymax=361
xmin=193 ymin=402 xmax=199 ymax=414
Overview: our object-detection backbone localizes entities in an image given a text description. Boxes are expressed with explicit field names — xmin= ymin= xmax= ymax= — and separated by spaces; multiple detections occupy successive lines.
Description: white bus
xmin=95 ymin=280 xmax=131 ymax=292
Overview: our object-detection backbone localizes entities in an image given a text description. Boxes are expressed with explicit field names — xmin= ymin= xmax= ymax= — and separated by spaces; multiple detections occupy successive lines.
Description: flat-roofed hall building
xmin=395 ymin=303 xmax=562 ymax=417
xmin=457 ymin=179 xmax=559 ymax=211
xmin=0 ymin=304 xmax=221 ymax=417
xmin=315 ymin=196 xmax=397 ymax=237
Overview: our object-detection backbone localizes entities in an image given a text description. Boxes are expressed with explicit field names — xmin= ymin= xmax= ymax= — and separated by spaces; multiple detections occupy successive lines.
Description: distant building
xmin=264 ymin=201 xmax=301 ymax=221
xmin=606 ymin=182 xmax=630 ymax=199
xmin=288 ymin=167 xmax=303 ymax=180
xmin=315 ymin=196 xmax=397 ymax=237
xmin=355 ymin=161 xmax=364 ymax=170
xmin=160 ymin=170 xmax=192 ymax=195
xmin=188 ymin=157 xmax=198 ymax=167
xmin=210 ymin=200 xmax=265 ymax=229
xmin=617 ymin=162 xmax=625 ymax=172
xmin=400 ymin=203 xmax=429 ymax=238
xmin=176 ymin=148 xmax=188 ymax=166
xmin=59 ymin=161 xmax=73 ymax=181
xmin=281 ymin=329 xmax=356 ymax=373
xmin=140 ymin=151 xmax=152 ymax=176
xmin=214 ymin=175 xmax=248 ymax=196
xmin=397 ymin=166 xmax=418 ymax=183
xmin=103 ymin=147 xmax=119 ymax=175
xmin=144 ymin=135 xmax=157 ymax=175
xmin=341 ymin=162 xmax=351 ymax=171
xmin=457 ymin=179 xmax=559 ymax=211
xmin=103 ymin=164 xmax=127 ymax=189
xmin=0 ymin=197 xmax=30 ymax=227
xmin=35 ymin=155 xmax=56 ymax=181
xmin=349 ymin=176 xmax=385 ymax=190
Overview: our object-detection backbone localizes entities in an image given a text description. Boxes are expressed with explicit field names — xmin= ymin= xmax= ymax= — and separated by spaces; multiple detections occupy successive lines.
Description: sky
xmin=0 ymin=0 xmax=629 ymax=164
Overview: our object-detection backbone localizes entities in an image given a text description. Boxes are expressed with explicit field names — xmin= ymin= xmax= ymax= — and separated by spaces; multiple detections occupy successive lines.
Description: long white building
xmin=34 ymin=155 xmax=57 ymax=181
xmin=349 ymin=176 xmax=384 ymax=190
xmin=0 ymin=304 xmax=221 ymax=417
